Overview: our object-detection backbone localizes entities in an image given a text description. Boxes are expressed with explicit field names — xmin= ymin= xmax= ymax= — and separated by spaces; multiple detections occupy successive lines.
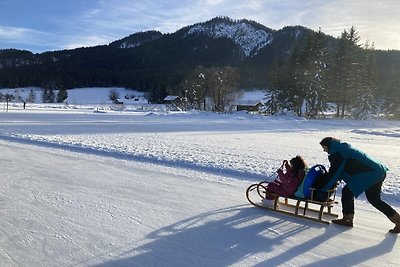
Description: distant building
xmin=113 ymin=98 xmax=124 ymax=104
xmin=164 ymin=95 xmax=183 ymax=110
xmin=234 ymin=100 xmax=264 ymax=112
xmin=164 ymin=95 xmax=181 ymax=104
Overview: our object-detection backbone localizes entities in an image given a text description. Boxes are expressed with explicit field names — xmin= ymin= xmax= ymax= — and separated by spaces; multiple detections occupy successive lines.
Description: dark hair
xmin=290 ymin=155 xmax=307 ymax=176
xmin=319 ymin=137 xmax=340 ymax=149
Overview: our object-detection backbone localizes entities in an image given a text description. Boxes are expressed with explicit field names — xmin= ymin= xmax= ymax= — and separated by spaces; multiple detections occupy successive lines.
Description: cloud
xmin=307 ymin=1 xmax=400 ymax=49
xmin=0 ymin=25 xmax=57 ymax=51
xmin=0 ymin=26 xmax=43 ymax=41
xmin=64 ymin=35 xmax=113 ymax=50
xmin=1 ymin=0 xmax=399 ymax=51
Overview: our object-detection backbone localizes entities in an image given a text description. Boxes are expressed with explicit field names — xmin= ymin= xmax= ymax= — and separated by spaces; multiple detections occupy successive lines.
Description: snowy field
xmin=0 ymin=101 xmax=400 ymax=266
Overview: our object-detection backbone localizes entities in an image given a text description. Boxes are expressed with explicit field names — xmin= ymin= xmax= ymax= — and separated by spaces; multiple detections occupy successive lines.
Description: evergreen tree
xmin=279 ymin=42 xmax=306 ymax=116
xmin=108 ymin=89 xmax=120 ymax=102
xmin=381 ymin=53 xmax=400 ymax=118
xmin=48 ymin=87 xmax=55 ymax=103
xmin=329 ymin=32 xmax=347 ymax=117
xmin=264 ymin=92 xmax=280 ymax=115
xmin=27 ymin=89 xmax=36 ymax=103
xmin=148 ymin=83 xmax=167 ymax=103
xmin=57 ymin=87 xmax=69 ymax=103
xmin=302 ymin=29 xmax=329 ymax=118
xmin=42 ymin=88 xmax=49 ymax=103
xmin=42 ymin=82 xmax=56 ymax=103
xmin=386 ymin=96 xmax=400 ymax=119
xmin=264 ymin=62 xmax=282 ymax=115
xmin=352 ymin=42 xmax=378 ymax=119
xmin=330 ymin=27 xmax=362 ymax=118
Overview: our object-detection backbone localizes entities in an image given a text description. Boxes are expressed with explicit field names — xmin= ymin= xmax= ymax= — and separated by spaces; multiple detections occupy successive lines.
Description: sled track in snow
xmin=0 ymin=133 xmax=266 ymax=181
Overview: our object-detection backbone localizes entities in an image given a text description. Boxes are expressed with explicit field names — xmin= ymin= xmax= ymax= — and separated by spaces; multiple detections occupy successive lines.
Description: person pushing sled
xmin=319 ymin=137 xmax=400 ymax=234
xmin=246 ymin=138 xmax=400 ymax=234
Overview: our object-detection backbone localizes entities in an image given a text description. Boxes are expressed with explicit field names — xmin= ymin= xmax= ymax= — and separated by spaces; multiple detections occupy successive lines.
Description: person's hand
xmin=284 ymin=160 xmax=290 ymax=167
xmin=279 ymin=160 xmax=288 ymax=170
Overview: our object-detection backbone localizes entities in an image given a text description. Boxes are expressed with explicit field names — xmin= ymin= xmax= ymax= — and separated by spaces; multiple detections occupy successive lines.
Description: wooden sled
xmin=246 ymin=181 xmax=339 ymax=224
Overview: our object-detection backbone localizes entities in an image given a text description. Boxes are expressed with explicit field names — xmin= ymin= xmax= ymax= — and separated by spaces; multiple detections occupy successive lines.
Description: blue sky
xmin=0 ymin=0 xmax=399 ymax=53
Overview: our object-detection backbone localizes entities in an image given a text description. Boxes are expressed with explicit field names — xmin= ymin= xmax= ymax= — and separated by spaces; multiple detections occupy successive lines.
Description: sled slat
xmin=246 ymin=182 xmax=339 ymax=224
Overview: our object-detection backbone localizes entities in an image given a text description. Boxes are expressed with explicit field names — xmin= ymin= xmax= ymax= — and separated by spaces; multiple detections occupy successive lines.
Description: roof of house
xmin=164 ymin=95 xmax=180 ymax=101
xmin=233 ymin=100 xmax=263 ymax=106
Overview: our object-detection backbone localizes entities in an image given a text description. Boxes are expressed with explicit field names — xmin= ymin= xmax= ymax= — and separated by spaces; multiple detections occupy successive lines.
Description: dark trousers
xmin=341 ymin=178 xmax=396 ymax=218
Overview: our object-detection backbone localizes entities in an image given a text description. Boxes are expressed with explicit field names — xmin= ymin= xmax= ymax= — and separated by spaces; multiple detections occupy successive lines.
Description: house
xmin=164 ymin=95 xmax=183 ymax=110
xmin=113 ymin=98 xmax=124 ymax=105
xmin=234 ymin=100 xmax=264 ymax=112
xmin=164 ymin=95 xmax=181 ymax=104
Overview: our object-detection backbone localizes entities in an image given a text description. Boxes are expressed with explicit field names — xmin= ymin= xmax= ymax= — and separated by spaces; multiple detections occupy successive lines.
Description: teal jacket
xmin=322 ymin=141 xmax=388 ymax=197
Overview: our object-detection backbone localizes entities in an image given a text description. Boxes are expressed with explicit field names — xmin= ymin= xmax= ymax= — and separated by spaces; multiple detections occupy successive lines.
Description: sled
xmin=246 ymin=180 xmax=339 ymax=224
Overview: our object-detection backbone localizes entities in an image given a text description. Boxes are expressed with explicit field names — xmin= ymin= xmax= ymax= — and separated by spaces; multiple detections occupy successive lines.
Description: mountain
xmin=0 ymin=17 xmax=317 ymax=89
xmin=0 ymin=16 xmax=398 ymax=100
xmin=109 ymin=30 xmax=163 ymax=49
xmin=0 ymin=49 xmax=38 ymax=69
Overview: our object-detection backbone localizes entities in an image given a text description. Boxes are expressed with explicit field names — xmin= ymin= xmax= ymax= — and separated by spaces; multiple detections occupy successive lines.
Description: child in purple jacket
xmin=266 ymin=155 xmax=308 ymax=199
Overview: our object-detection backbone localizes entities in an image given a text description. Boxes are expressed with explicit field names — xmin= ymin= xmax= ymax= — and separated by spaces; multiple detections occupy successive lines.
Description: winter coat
xmin=267 ymin=163 xmax=305 ymax=197
xmin=322 ymin=140 xmax=388 ymax=197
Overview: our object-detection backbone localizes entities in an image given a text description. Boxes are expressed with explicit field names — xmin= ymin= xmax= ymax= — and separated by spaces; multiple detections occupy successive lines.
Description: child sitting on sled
xmin=263 ymin=155 xmax=308 ymax=204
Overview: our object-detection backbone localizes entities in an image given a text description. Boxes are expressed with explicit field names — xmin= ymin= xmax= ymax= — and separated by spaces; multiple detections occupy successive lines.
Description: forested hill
xmin=0 ymin=16 xmax=399 ymax=104
xmin=0 ymin=17 xmax=334 ymax=92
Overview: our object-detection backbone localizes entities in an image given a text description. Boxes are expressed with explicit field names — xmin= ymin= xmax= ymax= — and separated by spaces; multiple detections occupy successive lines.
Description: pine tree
xmin=42 ymin=88 xmax=49 ymax=103
xmin=279 ymin=42 xmax=306 ymax=116
xmin=329 ymin=32 xmax=348 ymax=117
xmin=57 ymin=87 xmax=68 ymax=103
xmin=108 ymin=89 xmax=120 ymax=102
xmin=264 ymin=92 xmax=280 ymax=115
xmin=27 ymin=89 xmax=36 ymax=103
xmin=382 ymin=54 xmax=400 ymax=118
xmin=42 ymin=82 xmax=56 ymax=103
xmin=48 ymin=87 xmax=55 ymax=103
xmin=329 ymin=26 xmax=362 ymax=118
xmin=352 ymin=42 xmax=378 ymax=119
xmin=386 ymin=96 xmax=400 ymax=119
xmin=264 ymin=62 xmax=282 ymax=115
xmin=302 ymin=29 xmax=329 ymax=118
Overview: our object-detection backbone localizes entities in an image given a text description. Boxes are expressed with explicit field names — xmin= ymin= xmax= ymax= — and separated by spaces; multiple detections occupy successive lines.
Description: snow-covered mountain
xmin=109 ymin=30 xmax=163 ymax=49
xmin=110 ymin=17 xmax=276 ymax=57
xmin=184 ymin=18 xmax=274 ymax=57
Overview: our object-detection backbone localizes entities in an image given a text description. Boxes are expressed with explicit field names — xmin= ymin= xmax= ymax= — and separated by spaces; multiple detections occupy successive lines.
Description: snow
xmin=186 ymin=22 xmax=273 ymax=57
xmin=1 ymin=87 xmax=148 ymax=105
xmin=0 ymin=89 xmax=400 ymax=266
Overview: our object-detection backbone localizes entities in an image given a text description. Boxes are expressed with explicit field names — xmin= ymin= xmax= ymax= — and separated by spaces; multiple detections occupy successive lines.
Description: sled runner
xmin=246 ymin=165 xmax=339 ymax=224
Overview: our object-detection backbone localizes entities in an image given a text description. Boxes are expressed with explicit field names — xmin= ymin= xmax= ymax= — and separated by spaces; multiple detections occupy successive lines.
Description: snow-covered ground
xmin=0 ymin=101 xmax=399 ymax=266
xmin=0 ymin=87 xmax=148 ymax=106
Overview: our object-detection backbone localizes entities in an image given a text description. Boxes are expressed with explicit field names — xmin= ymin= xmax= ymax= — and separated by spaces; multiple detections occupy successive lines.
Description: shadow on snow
xmin=78 ymin=205 xmax=397 ymax=266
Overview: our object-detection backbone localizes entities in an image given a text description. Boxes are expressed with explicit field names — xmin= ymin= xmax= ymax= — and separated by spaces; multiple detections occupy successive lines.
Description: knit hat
xmin=319 ymin=137 xmax=333 ymax=147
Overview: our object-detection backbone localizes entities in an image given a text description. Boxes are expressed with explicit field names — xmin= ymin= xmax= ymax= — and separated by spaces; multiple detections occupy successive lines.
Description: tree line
xmin=180 ymin=27 xmax=399 ymax=119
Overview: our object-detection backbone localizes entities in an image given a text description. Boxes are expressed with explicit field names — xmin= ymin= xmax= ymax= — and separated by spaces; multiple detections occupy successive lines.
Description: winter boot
xmin=261 ymin=198 xmax=275 ymax=207
xmin=388 ymin=212 xmax=400 ymax=234
xmin=332 ymin=213 xmax=354 ymax=227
